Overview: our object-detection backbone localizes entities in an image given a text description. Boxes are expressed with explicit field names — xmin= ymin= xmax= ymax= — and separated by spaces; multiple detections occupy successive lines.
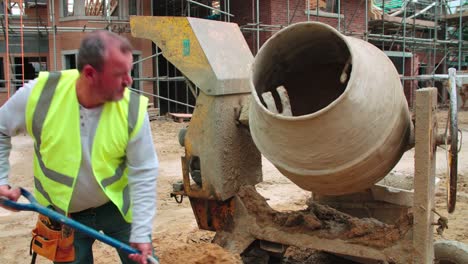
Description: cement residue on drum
xmin=378 ymin=171 xmax=415 ymax=190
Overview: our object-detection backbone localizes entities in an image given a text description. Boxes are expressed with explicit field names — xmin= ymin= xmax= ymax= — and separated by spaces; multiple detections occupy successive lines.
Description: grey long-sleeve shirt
xmin=0 ymin=79 xmax=159 ymax=243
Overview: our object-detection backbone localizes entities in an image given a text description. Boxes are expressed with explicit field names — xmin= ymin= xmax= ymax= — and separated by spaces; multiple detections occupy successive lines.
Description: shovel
xmin=0 ymin=187 xmax=160 ymax=264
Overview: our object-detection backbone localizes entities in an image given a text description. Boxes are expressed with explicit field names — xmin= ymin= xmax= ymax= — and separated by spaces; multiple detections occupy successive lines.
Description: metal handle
xmin=447 ymin=68 xmax=459 ymax=213
xmin=0 ymin=187 xmax=38 ymax=211
xmin=0 ymin=188 xmax=160 ymax=264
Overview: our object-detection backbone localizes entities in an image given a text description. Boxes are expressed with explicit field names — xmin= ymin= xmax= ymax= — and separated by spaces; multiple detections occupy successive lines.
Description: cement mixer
xmin=130 ymin=16 xmax=467 ymax=264
xmin=249 ymin=22 xmax=412 ymax=195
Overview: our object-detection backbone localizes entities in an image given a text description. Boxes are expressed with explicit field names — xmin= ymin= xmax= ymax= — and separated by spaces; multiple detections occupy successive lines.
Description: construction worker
xmin=0 ymin=30 xmax=158 ymax=264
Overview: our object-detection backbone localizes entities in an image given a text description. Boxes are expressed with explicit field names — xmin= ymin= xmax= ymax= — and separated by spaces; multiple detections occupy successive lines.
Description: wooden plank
xmin=85 ymin=0 xmax=94 ymax=15
xmin=413 ymin=88 xmax=437 ymax=264
xmin=168 ymin=113 xmax=192 ymax=123
xmin=444 ymin=11 xmax=468 ymax=23
xmin=95 ymin=2 xmax=103 ymax=16
xmin=109 ymin=0 xmax=118 ymax=16
xmin=308 ymin=0 xmax=326 ymax=10
xmin=381 ymin=14 xmax=436 ymax=28
xmin=169 ymin=113 xmax=192 ymax=118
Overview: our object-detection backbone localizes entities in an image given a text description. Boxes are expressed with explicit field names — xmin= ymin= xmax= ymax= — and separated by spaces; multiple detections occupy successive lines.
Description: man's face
xmin=94 ymin=46 xmax=133 ymax=102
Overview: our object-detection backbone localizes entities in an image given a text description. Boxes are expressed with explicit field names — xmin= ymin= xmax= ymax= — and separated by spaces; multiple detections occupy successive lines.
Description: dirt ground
xmin=0 ymin=109 xmax=467 ymax=264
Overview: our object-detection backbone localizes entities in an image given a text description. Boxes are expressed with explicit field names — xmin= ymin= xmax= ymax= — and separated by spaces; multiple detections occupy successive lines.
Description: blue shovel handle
xmin=0 ymin=187 xmax=159 ymax=264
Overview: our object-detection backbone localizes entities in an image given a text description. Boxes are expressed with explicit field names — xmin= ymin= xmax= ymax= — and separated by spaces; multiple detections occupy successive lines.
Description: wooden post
xmin=413 ymin=87 xmax=437 ymax=263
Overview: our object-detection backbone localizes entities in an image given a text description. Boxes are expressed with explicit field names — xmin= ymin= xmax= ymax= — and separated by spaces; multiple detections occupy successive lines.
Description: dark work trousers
xmin=56 ymin=202 xmax=139 ymax=264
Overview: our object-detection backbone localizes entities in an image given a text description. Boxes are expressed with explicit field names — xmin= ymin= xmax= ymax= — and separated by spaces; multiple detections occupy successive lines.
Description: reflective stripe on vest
xmin=99 ymin=90 xmax=140 ymax=216
xmin=27 ymin=70 xmax=147 ymax=220
xmin=32 ymin=72 xmax=74 ymax=186
xmin=31 ymin=72 xmax=71 ymax=214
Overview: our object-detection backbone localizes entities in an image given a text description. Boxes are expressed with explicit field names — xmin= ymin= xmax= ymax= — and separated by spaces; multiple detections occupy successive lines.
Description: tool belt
xmin=30 ymin=214 xmax=75 ymax=263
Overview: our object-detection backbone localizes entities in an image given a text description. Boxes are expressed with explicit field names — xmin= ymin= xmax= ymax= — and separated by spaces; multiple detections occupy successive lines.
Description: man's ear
xmin=82 ymin=65 xmax=96 ymax=80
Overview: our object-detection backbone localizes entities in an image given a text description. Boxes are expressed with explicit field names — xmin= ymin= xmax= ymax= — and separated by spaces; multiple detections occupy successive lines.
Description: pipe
xmin=50 ymin=0 xmax=56 ymax=70
xmin=432 ymin=0 xmax=439 ymax=77
xmin=388 ymin=1 xmax=409 ymax=17
xmin=407 ymin=2 xmax=437 ymax=19
xmin=368 ymin=33 xmax=466 ymax=45
xmin=4 ymin=1 xmax=10 ymax=97
xmin=127 ymin=88 xmax=194 ymax=108
xmin=132 ymin=52 xmax=162 ymax=65
xmin=459 ymin=0 xmax=463 ymax=70
xmin=338 ymin=0 xmax=341 ymax=31
xmin=365 ymin=0 xmax=368 ymax=41
xmin=5 ymin=26 xmax=110 ymax=32
xmin=228 ymin=0 xmax=230 ymax=22
xmin=402 ymin=4 xmax=407 ymax=86
xmin=256 ymin=0 xmax=259 ymax=53
xmin=186 ymin=0 xmax=234 ymax=17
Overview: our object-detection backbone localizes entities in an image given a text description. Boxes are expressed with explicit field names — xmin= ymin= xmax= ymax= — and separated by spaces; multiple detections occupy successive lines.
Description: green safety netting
xmin=374 ymin=0 xmax=468 ymax=15
xmin=373 ymin=0 xmax=404 ymax=13
xmin=447 ymin=0 xmax=468 ymax=15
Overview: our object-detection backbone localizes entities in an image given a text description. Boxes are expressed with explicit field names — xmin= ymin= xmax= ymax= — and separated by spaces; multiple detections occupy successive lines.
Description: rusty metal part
xmin=249 ymin=22 xmax=413 ymax=195
xmin=170 ymin=182 xmax=186 ymax=204
xmin=130 ymin=16 xmax=253 ymax=96
xmin=170 ymin=192 xmax=185 ymax=204
xmin=431 ymin=208 xmax=449 ymax=236
xmin=172 ymin=194 xmax=184 ymax=204
xmin=188 ymin=197 xmax=235 ymax=231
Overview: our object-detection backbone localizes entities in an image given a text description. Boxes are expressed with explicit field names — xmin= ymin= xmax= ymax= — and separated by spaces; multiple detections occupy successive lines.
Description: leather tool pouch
xmin=30 ymin=214 xmax=75 ymax=262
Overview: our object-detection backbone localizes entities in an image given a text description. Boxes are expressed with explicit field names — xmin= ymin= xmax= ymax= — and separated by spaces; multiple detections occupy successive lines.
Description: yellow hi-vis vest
xmin=25 ymin=69 xmax=148 ymax=222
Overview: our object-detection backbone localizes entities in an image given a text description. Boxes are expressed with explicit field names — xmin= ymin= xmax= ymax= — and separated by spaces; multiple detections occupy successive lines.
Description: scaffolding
xmin=149 ymin=0 xmax=467 ymax=113
xmin=368 ymin=0 xmax=468 ymax=105
xmin=0 ymin=0 xmax=112 ymax=96
xmin=0 ymin=0 xmax=466 ymax=111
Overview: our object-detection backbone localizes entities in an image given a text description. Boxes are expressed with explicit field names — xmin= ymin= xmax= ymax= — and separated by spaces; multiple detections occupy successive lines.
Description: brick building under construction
xmin=0 ymin=0 xmax=466 ymax=113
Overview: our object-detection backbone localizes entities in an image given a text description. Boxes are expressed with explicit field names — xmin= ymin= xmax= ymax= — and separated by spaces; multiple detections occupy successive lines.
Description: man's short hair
xmin=77 ymin=30 xmax=133 ymax=72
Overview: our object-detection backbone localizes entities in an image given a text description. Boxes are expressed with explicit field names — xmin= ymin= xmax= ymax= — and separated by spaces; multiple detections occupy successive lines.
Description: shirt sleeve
xmin=126 ymin=112 xmax=159 ymax=243
xmin=0 ymin=80 xmax=36 ymax=185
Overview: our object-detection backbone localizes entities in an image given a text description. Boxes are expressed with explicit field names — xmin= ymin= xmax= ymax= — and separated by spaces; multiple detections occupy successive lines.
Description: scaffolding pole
xmin=459 ymin=0 xmax=463 ymax=70
xmin=50 ymin=0 xmax=56 ymax=71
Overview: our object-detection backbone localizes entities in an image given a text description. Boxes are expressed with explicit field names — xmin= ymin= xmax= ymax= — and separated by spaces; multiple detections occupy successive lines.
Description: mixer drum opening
xmin=252 ymin=23 xmax=351 ymax=116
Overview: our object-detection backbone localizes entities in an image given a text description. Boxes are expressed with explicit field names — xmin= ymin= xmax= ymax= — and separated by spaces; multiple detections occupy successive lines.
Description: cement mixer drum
xmin=249 ymin=22 xmax=412 ymax=195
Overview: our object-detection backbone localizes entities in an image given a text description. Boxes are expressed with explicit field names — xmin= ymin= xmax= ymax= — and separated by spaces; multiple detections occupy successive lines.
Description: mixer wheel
xmin=241 ymin=241 xmax=283 ymax=264
xmin=434 ymin=240 xmax=468 ymax=264
xmin=447 ymin=68 xmax=459 ymax=213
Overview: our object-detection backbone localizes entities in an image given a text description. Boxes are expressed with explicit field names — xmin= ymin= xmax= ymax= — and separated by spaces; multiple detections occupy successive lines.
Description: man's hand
xmin=0 ymin=185 xmax=21 ymax=211
xmin=128 ymin=242 xmax=154 ymax=264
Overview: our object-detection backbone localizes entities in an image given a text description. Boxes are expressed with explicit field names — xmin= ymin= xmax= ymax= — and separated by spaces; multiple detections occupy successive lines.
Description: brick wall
xmin=406 ymin=52 xmax=447 ymax=104
xmin=0 ymin=5 xmax=50 ymax=106
xmin=272 ymin=0 xmax=366 ymax=34
xmin=230 ymin=0 xmax=273 ymax=54
xmin=24 ymin=4 xmax=48 ymax=19
xmin=0 ymin=91 xmax=9 ymax=106
xmin=231 ymin=0 xmax=367 ymax=55
xmin=0 ymin=0 xmax=154 ymax=106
